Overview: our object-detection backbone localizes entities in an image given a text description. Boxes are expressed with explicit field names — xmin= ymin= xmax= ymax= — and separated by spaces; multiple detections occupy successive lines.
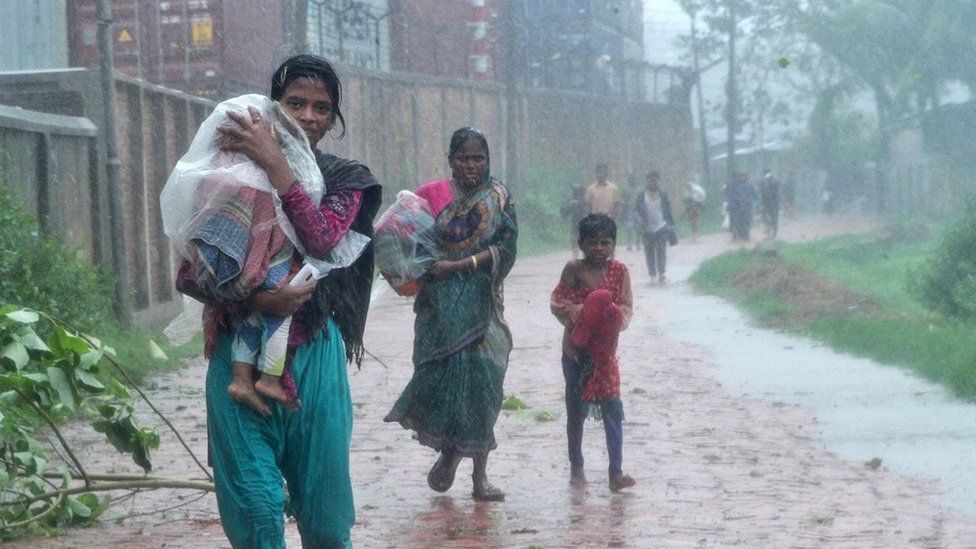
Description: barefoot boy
xmin=550 ymin=214 xmax=636 ymax=491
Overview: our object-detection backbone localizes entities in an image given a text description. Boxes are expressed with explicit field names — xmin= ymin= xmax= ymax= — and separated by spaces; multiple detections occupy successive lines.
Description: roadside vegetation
xmin=0 ymin=179 xmax=199 ymax=383
xmin=0 ymin=179 xmax=213 ymax=538
xmin=690 ymin=221 xmax=976 ymax=400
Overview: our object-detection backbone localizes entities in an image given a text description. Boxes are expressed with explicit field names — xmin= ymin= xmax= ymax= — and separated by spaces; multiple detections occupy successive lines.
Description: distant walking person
xmin=725 ymin=172 xmax=756 ymax=242
xmin=621 ymin=173 xmax=643 ymax=250
xmin=551 ymin=214 xmax=636 ymax=492
xmin=561 ymin=185 xmax=587 ymax=259
xmin=634 ymin=171 xmax=674 ymax=284
xmin=682 ymin=178 xmax=706 ymax=242
xmin=585 ymin=163 xmax=621 ymax=221
xmin=758 ymin=171 xmax=782 ymax=239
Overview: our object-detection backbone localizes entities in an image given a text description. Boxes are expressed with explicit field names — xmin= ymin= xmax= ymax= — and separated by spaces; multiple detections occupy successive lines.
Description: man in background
xmin=586 ymin=163 xmax=620 ymax=221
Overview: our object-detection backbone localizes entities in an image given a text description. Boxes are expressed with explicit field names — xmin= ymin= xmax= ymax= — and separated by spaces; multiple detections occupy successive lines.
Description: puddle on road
xmin=653 ymin=280 xmax=976 ymax=517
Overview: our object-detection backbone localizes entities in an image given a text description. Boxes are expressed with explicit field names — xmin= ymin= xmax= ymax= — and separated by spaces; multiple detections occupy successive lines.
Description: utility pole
xmin=724 ymin=0 xmax=738 ymax=181
xmin=689 ymin=12 xmax=711 ymax=185
xmin=96 ymin=0 xmax=132 ymax=321
xmin=283 ymin=0 xmax=309 ymax=57
xmin=502 ymin=0 xmax=519 ymax=189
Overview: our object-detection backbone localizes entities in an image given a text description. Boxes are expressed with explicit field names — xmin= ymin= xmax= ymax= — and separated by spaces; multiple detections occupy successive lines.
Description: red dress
xmin=550 ymin=260 xmax=631 ymax=402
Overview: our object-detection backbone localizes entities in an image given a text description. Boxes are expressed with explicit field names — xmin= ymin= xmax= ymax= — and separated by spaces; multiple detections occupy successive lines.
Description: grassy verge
xmin=690 ymin=227 xmax=976 ymax=400
xmin=101 ymin=325 xmax=203 ymax=384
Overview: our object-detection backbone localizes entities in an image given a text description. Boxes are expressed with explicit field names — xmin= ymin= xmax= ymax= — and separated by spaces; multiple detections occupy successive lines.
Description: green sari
xmin=385 ymin=179 xmax=517 ymax=456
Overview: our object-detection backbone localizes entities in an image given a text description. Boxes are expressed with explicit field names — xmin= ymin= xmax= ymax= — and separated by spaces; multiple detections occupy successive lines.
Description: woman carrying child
xmin=551 ymin=213 xmax=637 ymax=491
xmin=172 ymin=54 xmax=382 ymax=547
xmin=384 ymin=127 xmax=518 ymax=502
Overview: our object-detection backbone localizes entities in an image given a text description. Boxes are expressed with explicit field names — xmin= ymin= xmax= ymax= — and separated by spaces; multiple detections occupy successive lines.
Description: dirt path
xmin=16 ymin=216 xmax=976 ymax=547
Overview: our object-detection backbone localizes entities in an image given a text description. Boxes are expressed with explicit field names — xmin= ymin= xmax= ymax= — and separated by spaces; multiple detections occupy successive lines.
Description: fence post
xmin=97 ymin=0 xmax=132 ymax=322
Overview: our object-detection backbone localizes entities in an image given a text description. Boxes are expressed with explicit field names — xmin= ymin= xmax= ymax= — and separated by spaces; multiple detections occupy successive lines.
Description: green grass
xmin=102 ymin=325 xmax=203 ymax=384
xmin=690 ymin=229 xmax=976 ymax=400
xmin=779 ymin=233 xmax=933 ymax=316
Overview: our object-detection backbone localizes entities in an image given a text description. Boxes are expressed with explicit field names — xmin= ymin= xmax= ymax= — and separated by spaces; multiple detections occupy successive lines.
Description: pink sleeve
xmin=415 ymin=179 xmax=453 ymax=217
xmin=279 ymin=183 xmax=364 ymax=259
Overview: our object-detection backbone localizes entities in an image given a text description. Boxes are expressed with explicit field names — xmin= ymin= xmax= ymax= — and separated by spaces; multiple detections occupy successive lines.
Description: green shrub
xmin=911 ymin=204 xmax=976 ymax=321
xmin=0 ymin=177 xmax=197 ymax=381
xmin=516 ymin=163 xmax=577 ymax=256
xmin=0 ymin=181 xmax=116 ymax=331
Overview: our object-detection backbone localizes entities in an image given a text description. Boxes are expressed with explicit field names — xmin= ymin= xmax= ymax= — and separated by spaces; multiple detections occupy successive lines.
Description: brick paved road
xmin=16 ymin=218 xmax=976 ymax=548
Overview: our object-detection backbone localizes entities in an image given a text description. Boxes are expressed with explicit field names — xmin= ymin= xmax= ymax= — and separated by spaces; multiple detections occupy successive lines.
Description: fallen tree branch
xmin=12 ymin=387 xmax=92 ymax=487
xmin=46 ymin=314 xmax=214 ymax=483
xmin=1 ymin=491 xmax=65 ymax=530
xmin=2 ymin=479 xmax=215 ymax=508
xmin=42 ymin=471 xmax=168 ymax=482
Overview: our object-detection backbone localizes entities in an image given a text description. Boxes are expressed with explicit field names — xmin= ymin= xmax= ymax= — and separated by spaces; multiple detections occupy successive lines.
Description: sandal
xmin=472 ymin=481 xmax=505 ymax=502
xmin=427 ymin=450 xmax=462 ymax=492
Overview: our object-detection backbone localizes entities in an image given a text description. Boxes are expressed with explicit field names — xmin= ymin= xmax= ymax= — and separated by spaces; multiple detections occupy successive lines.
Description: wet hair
xmin=578 ymin=213 xmax=616 ymax=244
xmin=448 ymin=127 xmax=489 ymax=160
xmin=270 ymin=54 xmax=346 ymax=138
xmin=595 ymin=163 xmax=609 ymax=174
xmin=647 ymin=170 xmax=661 ymax=181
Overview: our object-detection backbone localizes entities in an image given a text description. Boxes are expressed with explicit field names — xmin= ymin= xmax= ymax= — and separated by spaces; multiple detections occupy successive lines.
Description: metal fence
xmin=1 ymin=66 xmax=691 ymax=326
xmin=0 ymin=69 xmax=213 ymax=325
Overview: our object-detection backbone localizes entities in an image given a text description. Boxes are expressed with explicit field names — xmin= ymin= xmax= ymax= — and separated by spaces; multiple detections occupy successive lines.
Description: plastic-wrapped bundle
xmin=374 ymin=191 xmax=440 ymax=296
xmin=160 ymin=94 xmax=369 ymax=302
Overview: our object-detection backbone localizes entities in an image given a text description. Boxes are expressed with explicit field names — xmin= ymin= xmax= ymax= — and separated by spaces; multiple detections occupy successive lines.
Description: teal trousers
xmin=206 ymin=318 xmax=354 ymax=548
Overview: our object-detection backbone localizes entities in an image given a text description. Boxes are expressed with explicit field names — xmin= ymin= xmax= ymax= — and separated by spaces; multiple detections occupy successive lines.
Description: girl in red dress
xmin=550 ymin=213 xmax=636 ymax=491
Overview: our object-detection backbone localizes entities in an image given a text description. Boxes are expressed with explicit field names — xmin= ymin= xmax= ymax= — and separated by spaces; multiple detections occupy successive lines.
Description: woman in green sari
xmin=384 ymin=127 xmax=517 ymax=501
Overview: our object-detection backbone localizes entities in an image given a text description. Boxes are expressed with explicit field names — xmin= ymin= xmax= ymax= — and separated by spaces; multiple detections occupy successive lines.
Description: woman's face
xmin=279 ymin=76 xmax=335 ymax=145
xmin=449 ymin=139 xmax=488 ymax=188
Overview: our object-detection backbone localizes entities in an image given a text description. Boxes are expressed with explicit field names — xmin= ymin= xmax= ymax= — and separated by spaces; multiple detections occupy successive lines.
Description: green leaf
xmin=53 ymin=326 xmax=90 ymax=355
xmin=778 ymin=57 xmax=791 ymax=69
xmin=534 ymin=411 xmax=557 ymax=422
xmin=78 ymin=349 xmax=104 ymax=370
xmin=74 ymin=369 xmax=105 ymax=390
xmin=5 ymin=309 xmax=39 ymax=324
xmin=17 ymin=329 xmax=50 ymax=353
xmin=46 ymin=366 xmax=76 ymax=410
xmin=20 ymin=372 xmax=49 ymax=384
xmin=1 ymin=340 xmax=29 ymax=370
xmin=67 ymin=495 xmax=93 ymax=518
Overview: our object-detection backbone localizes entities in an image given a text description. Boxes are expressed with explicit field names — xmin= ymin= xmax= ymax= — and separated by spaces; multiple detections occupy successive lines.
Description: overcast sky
xmin=643 ymin=0 xmax=690 ymax=66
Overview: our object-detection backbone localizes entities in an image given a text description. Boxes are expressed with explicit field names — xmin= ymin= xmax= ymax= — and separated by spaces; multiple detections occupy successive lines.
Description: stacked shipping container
xmin=68 ymin=0 xmax=284 ymax=98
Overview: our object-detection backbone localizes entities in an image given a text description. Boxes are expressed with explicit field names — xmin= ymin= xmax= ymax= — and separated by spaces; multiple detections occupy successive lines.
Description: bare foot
xmin=228 ymin=381 xmax=272 ymax=416
xmin=609 ymin=473 xmax=636 ymax=492
xmin=255 ymin=375 xmax=299 ymax=410
xmin=570 ymin=466 xmax=587 ymax=487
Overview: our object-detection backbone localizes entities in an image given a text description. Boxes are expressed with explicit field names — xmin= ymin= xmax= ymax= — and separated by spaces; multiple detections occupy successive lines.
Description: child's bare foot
xmin=570 ymin=466 xmax=587 ymax=487
xmin=255 ymin=374 xmax=300 ymax=410
xmin=609 ymin=473 xmax=636 ymax=492
xmin=229 ymin=362 xmax=271 ymax=416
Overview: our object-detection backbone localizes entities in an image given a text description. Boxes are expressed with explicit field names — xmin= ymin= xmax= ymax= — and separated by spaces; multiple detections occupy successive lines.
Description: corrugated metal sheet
xmin=69 ymin=0 xmax=224 ymax=97
xmin=0 ymin=0 xmax=69 ymax=70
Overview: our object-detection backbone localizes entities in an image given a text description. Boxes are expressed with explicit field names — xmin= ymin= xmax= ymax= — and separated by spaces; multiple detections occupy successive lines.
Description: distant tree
xmin=804 ymin=0 xmax=976 ymax=212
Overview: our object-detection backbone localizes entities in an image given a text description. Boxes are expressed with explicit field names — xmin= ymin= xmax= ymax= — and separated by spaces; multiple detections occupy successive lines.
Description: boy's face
xmin=580 ymin=233 xmax=615 ymax=263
